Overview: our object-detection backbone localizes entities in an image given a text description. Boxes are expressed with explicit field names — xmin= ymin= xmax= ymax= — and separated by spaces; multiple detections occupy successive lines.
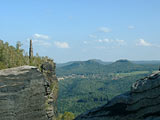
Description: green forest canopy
xmin=0 ymin=40 xmax=52 ymax=69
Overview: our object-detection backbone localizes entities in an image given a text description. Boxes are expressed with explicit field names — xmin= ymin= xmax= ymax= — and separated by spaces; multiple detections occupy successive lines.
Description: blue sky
xmin=0 ymin=0 xmax=160 ymax=63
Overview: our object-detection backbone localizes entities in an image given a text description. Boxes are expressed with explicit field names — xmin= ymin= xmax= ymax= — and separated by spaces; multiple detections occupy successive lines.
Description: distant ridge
xmin=57 ymin=59 xmax=160 ymax=68
xmin=115 ymin=59 xmax=131 ymax=63
xmin=56 ymin=60 xmax=104 ymax=76
xmin=106 ymin=59 xmax=140 ymax=73
xmin=132 ymin=60 xmax=160 ymax=64
xmin=89 ymin=59 xmax=112 ymax=65
xmin=56 ymin=59 xmax=159 ymax=76
xmin=110 ymin=59 xmax=135 ymax=67
xmin=56 ymin=61 xmax=78 ymax=68
xmin=56 ymin=59 xmax=111 ymax=68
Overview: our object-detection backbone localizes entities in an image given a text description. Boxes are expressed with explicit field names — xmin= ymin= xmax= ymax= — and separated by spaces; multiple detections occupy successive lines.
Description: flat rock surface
xmin=0 ymin=66 xmax=48 ymax=120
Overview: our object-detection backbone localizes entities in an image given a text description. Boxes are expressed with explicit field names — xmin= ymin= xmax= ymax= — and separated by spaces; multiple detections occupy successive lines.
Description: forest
xmin=0 ymin=40 xmax=50 ymax=70
xmin=57 ymin=60 xmax=159 ymax=116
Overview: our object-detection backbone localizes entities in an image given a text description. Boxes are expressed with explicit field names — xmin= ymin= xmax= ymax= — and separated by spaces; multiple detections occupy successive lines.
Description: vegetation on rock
xmin=0 ymin=40 xmax=51 ymax=70
xmin=57 ymin=112 xmax=75 ymax=120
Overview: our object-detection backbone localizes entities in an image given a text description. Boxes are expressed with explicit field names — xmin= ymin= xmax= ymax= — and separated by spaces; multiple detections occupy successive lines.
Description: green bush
xmin=57 ymin=112 xmax=75 ymax=120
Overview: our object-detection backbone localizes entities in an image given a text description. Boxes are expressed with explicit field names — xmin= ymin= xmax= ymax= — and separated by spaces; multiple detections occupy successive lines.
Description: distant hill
xmin=56 ymin=61 xmax=78 ymax=68
xmin=57 ymin=59 xmax=160 ymax=68
xmin=56 ymin=60 xmax=104 ymax=76
xmin=89 ymin=59 xmax=112 ymax=65
xmin=105 ymin=59 xmax=141 ymax=73
xmin=56 ymin=59 xmax=112 ymax=68
xmin=56 ymin=59 xmax=159 ymax=76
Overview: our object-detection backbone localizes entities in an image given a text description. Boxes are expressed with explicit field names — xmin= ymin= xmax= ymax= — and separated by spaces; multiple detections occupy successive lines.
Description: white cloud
xmin=97 ymin=38 xmax=112 ymax=43
xmin=26 ymin=33 xmax=51 ymax=47
xmin=97 ymin=39 xmax=104 ymax=43
xmin=33 ymin=33 xmax=49 ymax=40
xmin=95 ymin=46 xmax=106 ymax=49
xmin=128 ymin=25 xmax=135 ymax=29
xmin=32 ymin=39 xmax=51 ymax=47
xmin=116 ymin=39 xmax=124 ymax=43
xmin=83 ymin=41 xmax=88 ymax=44
xmin=54 ymin=41 xmax=69 ymax=48
xmin=136 ymin=39 xmax=160 ymax=48
xmin=89 ymin=34 xmax=97 ymax=38
xmin=104 ymin=38 xmax=112 ymax=42
xmin=116 ymin=39 xmax=126 ymax=45
xmin=96 ymin=38 xmax=126 ymax=46
xmin=99 ymin=27 xmax=111 ymax=33
xmin=137 ymin=39 xmax=152 ymax=47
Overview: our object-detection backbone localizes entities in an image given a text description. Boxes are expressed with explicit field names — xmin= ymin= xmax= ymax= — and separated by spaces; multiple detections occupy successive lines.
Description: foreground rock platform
xmin=0 ymin=64 xmax=58 ymax=120
xmin=76 ymin=71 xmax=160 ymax=120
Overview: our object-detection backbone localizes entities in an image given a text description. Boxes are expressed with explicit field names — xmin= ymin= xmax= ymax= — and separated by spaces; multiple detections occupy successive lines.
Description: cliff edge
xmin=0 ymin=62 xmax=58 ymax=120
xmin=76 ymin=71 xmax=160 ymax=120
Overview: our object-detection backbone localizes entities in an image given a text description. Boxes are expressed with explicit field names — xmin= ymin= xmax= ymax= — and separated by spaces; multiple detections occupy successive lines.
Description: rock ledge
xmin=0 ymin=64 xmax=58 ymax=120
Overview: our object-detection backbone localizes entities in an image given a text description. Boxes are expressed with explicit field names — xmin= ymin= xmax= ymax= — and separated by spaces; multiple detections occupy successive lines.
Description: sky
xmin=0 ymin=0 xmax=160 ymax=63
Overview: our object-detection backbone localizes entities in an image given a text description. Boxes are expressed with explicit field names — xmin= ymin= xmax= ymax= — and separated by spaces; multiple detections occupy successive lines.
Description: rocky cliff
xmin=0 ymin=62 xmax=58 ymax=120
xmin=76 ymin=71 xmax=160 ymax=120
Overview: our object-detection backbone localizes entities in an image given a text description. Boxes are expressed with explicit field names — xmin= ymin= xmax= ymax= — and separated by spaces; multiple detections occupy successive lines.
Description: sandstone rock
xmin=75 ymin=72 xmax=160 ymax=120
xmin=41 ymin=61 xmax=58 ymax=120
xmin=0 ymin=63 xmax=58 ymax=120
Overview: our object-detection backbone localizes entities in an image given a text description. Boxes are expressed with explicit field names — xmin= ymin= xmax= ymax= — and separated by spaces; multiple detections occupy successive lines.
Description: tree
xmin=0 ymin=40 xmax=53 ymax=70
xmin=16 ymin=41 xmax=22 ymax=50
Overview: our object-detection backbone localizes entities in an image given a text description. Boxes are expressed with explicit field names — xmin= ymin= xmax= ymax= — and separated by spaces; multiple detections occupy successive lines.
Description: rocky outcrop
xmin=0 ymin=62 xmax=58 ymax=120
xmin=41 ymin=61 xmax=58 ymax=120
xmin=76 ymin=72 xmax=160 ymax=120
